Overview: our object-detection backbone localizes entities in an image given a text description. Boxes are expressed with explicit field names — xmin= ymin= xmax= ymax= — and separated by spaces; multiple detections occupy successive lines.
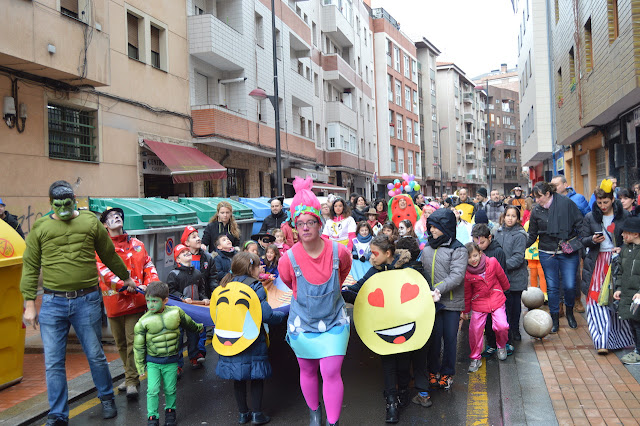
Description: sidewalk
xmin=534 ymin=308 xmax=640 ymax=426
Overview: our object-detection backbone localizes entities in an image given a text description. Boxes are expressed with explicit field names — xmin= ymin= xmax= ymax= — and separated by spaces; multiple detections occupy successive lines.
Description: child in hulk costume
xmin=134 ymin=281 xmax=203 ymax=426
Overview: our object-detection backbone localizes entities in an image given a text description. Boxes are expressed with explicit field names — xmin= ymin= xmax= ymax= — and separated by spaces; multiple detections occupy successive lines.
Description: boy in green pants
xmin=134 ymin=281 xmax=203 ymax=426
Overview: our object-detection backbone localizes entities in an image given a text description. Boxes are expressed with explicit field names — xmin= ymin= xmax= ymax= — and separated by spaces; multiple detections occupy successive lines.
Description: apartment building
xmin=435 ymin=63 xmax=486 ymax=196
xmin=516 ymin=0 xmax=556 ymax=185
xmin=188 ymin=0 xmax=377 ymax=199
xmin=552 ymin=0 xmax=640 ymax=193
xmin=0 ymin=0 xmax=194 ymax=233
xmin=415 ymin=37 xmax=441 ymax=197
xmin=474 ymin=64 xmax=520 ymax=92
xmin=371 ymin=8 xmax=420 ymax=198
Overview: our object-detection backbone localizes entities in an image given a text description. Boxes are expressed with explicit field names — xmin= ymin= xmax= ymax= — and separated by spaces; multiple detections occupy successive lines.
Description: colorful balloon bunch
xmin=386 ymin=173 xmax=421 ymax=197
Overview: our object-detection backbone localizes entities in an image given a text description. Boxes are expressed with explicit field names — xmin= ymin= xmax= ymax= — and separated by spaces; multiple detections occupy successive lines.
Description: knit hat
xmin=475 ymin=209 xmax=489 ymax=224
xmin=174 ymin=244 xmax=189 ymax=261
xmin=181 ymin=225 xmax=198 ymax=245
xmin=290 ymin=176 xmax=322 ymax=224
xmin=622 ymin=217 xmax=640 ymax=233
xmin=477 ymin=187 xmax=488 ymax=198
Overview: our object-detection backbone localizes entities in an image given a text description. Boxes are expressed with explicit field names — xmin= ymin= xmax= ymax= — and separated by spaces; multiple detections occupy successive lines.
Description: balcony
xmin=322 ymin=54 xmax=356 ymax=90
xmin=189 ymin=14 xmax=244 ymax=71
xmin=464 ymin=133 xmax=475 ymax=143
xmin=478 ymin=119 xmax=486 ymax=127
xmin=463 ymin=113 xmax=475 ymax=125
xmin=322 ymin=1 xmax=354 ymax=48
xmin=479 ymin=102 xmax=486 ymax=111
xmin=465 ymin=154 xmax=476 ymax=164
xmin=0 ymin=0 xmax=111 ymax=86
xmin=463 ymin=93 xmax=473 ymax=104
xmin=325 ymin=101 xmax=357 ymax=129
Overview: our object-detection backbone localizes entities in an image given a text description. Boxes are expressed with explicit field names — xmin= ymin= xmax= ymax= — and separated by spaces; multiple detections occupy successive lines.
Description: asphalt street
xmin=30 ymin=313 xmax=525 ymax=426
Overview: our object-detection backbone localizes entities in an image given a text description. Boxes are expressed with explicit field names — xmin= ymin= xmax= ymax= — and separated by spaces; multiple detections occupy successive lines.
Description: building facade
xmin=371 ymin=8 xmax=420 ymax=198
xmin=415 ymin=38 xmax=441 ymax=197
xmin=188 ymin=0 xmax=377 ymax=199
xmin=0 ymin=0 xmax=193 ymax=233
xmin=435 ymin=63 xmax=487 ymax=197
xmin=552 ymin=0 xmax=640 ymax=193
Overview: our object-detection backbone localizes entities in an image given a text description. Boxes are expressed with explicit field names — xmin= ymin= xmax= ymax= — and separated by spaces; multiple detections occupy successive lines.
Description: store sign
xmin=141 ymin=150 xmax=171 ymax=175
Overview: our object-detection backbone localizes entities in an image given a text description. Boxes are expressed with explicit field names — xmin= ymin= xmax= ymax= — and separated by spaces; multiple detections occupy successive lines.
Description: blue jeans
xmin=39 ymin=290 xmax=113 ymax=421
xmin=177 ymin=328 xmax=207 ymax=368
xmin=427 ymin=310 xmax=461 ymax=376
xmin=539 ymin=251 xmax=580 ymax=314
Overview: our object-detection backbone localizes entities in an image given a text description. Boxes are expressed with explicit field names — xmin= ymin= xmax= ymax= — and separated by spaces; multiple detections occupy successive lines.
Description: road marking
xmin=466 ymin=361 xmax=489 ymax=426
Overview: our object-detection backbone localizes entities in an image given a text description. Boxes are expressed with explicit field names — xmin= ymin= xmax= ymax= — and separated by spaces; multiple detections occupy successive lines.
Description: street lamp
xmin=437 ymin=125 xmax=448 ymax=198
xmin=250 ymin=87 xmax=282 ymax=196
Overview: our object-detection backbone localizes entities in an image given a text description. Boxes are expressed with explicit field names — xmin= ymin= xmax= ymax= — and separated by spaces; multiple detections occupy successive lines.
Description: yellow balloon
xmin=211 ymin=282 xmax=263 ymax=356
xmin=353 ymin=268 xmax=435 ymax=355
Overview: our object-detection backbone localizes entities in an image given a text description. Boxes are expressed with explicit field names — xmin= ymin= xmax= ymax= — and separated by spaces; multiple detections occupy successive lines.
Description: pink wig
xmin=290 ymin=176 xmax=322 ymax=223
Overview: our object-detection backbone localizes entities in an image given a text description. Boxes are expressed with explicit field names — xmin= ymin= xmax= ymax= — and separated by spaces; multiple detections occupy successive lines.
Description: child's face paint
xmin=146 ymin=296 xmax=165 ymax=313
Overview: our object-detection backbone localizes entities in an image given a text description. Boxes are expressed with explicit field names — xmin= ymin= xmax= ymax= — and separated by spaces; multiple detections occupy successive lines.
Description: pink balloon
xmin=388 ymin=190 xmax=395 ymax=197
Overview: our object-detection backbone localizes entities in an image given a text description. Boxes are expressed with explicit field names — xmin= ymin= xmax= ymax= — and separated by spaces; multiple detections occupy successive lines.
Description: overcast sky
xmin=372 ymin=0 xmax=520 ymax=78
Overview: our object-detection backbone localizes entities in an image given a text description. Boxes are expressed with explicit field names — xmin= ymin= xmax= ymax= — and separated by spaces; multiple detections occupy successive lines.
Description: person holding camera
xmin=580 ymin=181 xmax=633 ymax=355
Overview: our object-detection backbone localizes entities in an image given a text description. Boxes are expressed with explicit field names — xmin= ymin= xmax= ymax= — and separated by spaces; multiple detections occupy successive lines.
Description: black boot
xmin=100 ymin=395 xmax=117 ymax=419
xmin=164 ymin=409 xmax=177 ymax=426
xmin=251 ymin=412 xmax=270 ymax=425
xmin=397 ymin=388 xmax=410 ymax=409
xmin=309 ymin=406 xmax=322 ymax=426
xmin=551 ymin=313 xmax=560 ymax=333
xmin=385 ymin=395 xmax=399 ymax=424
xmin=147 ymin=416 xmax=160 ymax=426
xmin=566 ymin=306 xmax=577 ymax=329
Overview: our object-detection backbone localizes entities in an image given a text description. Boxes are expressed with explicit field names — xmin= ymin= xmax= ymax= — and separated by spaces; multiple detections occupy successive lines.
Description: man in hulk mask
xmin=21 ymin=180 xmax=136 ymax=426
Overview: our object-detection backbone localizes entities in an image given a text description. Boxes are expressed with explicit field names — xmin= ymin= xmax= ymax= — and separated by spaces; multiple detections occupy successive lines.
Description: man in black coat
xmin=0 ymin=197 xmax=24 ymax=238
xmin=259 ymin=196 xmax=288 ymax=233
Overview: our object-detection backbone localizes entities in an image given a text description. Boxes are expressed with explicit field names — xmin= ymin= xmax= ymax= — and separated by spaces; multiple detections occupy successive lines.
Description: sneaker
xmin=196 ymin=352 xmax=206 ymax=364
xmin=117 ymin=382 xmax=127 ymax=392
xmin=100 ymin=396 xmax=117 ymax=419
xmin=468 ymin=359 xmax=482 ymax=372
xmin=411 ymin=392 xmax=433 ymax=407
xmin=621 ymin=351 xmax=640 ymax=365
xmin=506 ymin=344 xmax=515 ymax=356
xmin=438 ymin=374 xmax=453 ymax=390
xmin=428 ymin=373 xmax=439 ymax=388
xmin=482 ymin=347 xmax=496 ymax=358
xmin=177 ymin=367 xmax=183 ymax=380
xmin=147 ymin=415 xmax=160 ymax=426
xmin=45 ymin=417 xmax=68 ymax=426
xmin=597 ymin=348 xmax=609 ymax=355
xmin=497 ymin=348 xmax=507 ymax=361
xmin=164 ymin=408 xmax=177 ymax=426
xmin=190 ymin=358 xmax=203 ymax=369
xmin=125 ymin=385 xmax=138 ymax=400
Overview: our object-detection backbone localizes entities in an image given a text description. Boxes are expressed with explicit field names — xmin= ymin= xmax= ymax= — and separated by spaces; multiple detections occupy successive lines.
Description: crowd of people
xmin=16 ymin=175 xmax=640 ymax=426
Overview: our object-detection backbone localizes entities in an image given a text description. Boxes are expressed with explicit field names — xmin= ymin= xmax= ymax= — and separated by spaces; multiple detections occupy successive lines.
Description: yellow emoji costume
xmin=353 ymin=268 xmax=435 ymax=355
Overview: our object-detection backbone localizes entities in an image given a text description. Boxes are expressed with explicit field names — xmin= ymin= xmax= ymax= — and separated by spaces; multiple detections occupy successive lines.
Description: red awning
xmin=144 ymin=139 xmax=227 ymax=184
xmin=312 ymin=182 xmax=349 ymax=193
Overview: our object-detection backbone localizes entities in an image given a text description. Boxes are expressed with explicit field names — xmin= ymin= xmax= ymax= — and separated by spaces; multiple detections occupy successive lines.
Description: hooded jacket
xmin=527 ymin=193 xmax=584 ymax=252
xmin=259 ymin=209 xmax=288 ymax=233
xmin=464 ymin=256 xmax=510 ymax=313
xmin=566 ymin=187 xmax=591 ymax=216
xmin=97 ymin=233 xmax=159 ymax=317
xmin=421 ymin=209 xmax=468 ymax=311
xmin=614 ymin=243 xmax=640 ymax=321
xmin=483 ymin=239 xmax=507 ymax=273
xmin=202 ymin=221 xmax=240 ymax=253
xmin=485 ymin=200 xmax=505 ymax=223
xmin=2 ymin=210 xmax=24 ymax=238
xmin=342 ymin=249 xmax=412 ymax=303
xmin=167 ymin=264 xmax=207 ymax=301
xmin=494 ymin=224 xmax=528 ymax=291
xmin=214 ymin=249 xmax=236 ymax=281
xmin=580 ymin=199 xmax=628 ymax=294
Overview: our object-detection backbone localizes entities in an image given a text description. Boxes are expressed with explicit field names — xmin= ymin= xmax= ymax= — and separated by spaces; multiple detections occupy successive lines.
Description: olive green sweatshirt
xmin=20 ymin=211 xmax=129 ymax=300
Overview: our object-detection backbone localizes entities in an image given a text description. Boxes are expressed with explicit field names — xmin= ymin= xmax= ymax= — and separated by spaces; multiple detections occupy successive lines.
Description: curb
xmin=0 ymin=359 xmax=125 ymax=426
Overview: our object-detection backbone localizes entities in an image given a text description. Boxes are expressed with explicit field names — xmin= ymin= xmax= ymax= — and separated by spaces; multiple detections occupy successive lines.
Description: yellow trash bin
xmin=0 ymin=219 xmax=27 ymax=390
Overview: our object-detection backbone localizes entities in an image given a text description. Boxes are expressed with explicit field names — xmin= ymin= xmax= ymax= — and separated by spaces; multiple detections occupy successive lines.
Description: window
xmin=397 ymin=114 xmax=403 ymax=139
xmin=150 ymin=25 xmax=161 ymax=68
xmin=127 ymin=13 xmax=139 ymax=60
xmin=390 ymin=147 xmax=396 ymax=173
xmin=412 ymin=60 xmax=417 ymax=81
xmin=415 ymin=152 xmax=421 ymax=176
xmin=394 ymin=46 xmax=400 ymax=71
xmin=194 ymin=72 xmax=209 ymax=105
xmin=398 ymin=148 xmax=405 ymax=173
xmin=48 ymin=103 xmax=97 ymax=162
xmin=569 ymin=47 xmax=575 ymax=86
xmin=396 ymin=80 xmax=402 ymax=105
xmin=431 ymin=105 xmax=437 ymax=121
xmin=414 ymin=123 xmax=419 ymax=143
xmin=388 ymin=75 xmax=393 ymax=101
xmin=585 ymin=18 xmax=593 ymax=72
xmin=314 ymin=73 xmax=319 ymax=96
xmin=408 ymin=151 xmax=414 ymax=175
xmin=275 ymin=29 xmax=282 ymax=60
xmin=555 ymin=0 xmax=559 ymax=23
xmin=608 ymin=0 xmax=619 ymax=42
xmin=404 ymin=55 xmax=410 ymax=78
xmin=557 ymin=67 xmax=563 ymax=98
xmin=365 ymin=65 xmax=369 ymax=84
xmin=405 ymin=86 xmax=411 ymax=110
xmin=413 ymin=90 xmax=418 ymax=114
xmin=60 ymin=0 xmax=79 ymax=19
xmin=255 ymin=13 xmax=264 ymax=47
xmin=386 ymin=39 xmax=392 ymax=66
xmin=226 ymin=168 xmax=247 ymax=197
xmin=312 ymin=22 xmax=317 ymax=46
xmin=194 ymin=5 xmax=204 ymax=15
xmin=406 ymin=118 xmax=412 ymax=143
xmin=389 ymin=109 xmax=395 ymax=137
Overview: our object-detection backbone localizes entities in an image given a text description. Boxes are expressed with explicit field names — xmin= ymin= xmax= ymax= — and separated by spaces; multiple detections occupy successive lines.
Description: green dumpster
xmin=177 ymin=198 xmax=255 ymax=243
xmin=89 ymin=198 xmax=200 ymax=281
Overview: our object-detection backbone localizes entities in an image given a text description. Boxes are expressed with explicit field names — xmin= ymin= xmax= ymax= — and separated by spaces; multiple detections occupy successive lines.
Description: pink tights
xmin=297 ymin=356 xmax=345 ymax=424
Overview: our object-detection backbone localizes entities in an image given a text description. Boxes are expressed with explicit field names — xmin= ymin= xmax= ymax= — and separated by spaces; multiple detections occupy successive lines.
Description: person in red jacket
xmin=463 ymin=242 xmax=510 ymax=373
xmin=96 ymin=208 xmax=158 ymax=399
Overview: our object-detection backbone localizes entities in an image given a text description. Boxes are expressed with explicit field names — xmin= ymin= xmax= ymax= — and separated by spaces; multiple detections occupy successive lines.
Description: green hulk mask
xmin=51 ymin=198 xmax=75 ymax=221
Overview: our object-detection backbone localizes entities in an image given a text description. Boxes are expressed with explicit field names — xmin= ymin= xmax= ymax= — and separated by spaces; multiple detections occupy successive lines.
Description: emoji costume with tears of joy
xmin=211 ymin=276 xmax=286 ymax=381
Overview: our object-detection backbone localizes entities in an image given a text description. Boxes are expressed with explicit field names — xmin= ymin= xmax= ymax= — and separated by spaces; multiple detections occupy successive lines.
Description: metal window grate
xmin=48 ymin=104 xmax=97 ymax=162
